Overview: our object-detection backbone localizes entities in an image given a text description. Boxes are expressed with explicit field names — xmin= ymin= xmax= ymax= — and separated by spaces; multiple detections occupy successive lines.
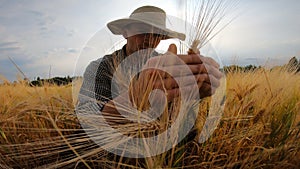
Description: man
xmin=77 ymin=5 xmax=222 ymax=147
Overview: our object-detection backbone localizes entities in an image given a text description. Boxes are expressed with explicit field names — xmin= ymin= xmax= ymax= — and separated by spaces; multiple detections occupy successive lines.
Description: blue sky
xmin=0 ymin=0 xmax=299 ymax=82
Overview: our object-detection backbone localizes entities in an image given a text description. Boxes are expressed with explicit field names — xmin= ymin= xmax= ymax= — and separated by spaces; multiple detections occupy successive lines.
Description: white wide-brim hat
xmin=107 ymin=6 xmax=186 ymax=41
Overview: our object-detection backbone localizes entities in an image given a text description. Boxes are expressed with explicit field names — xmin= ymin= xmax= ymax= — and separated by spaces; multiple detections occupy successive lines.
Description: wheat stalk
xmin=178 ymin=0 xmax=240 ymax=53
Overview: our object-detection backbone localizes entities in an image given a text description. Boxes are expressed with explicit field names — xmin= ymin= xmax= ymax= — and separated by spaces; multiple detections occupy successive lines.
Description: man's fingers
xmin=176 ymin=54 xmax=202 ymax=64
xmin=153 ymin=74 xmax=200 ymax=90
xmin=166 ymin=88 xmax=180 ymax=101
xmin=164 ymin=83 xmax=216 ymax=101
xmin=194 ymin=73 xmax=220 ymax=88
xmin=201 ymin=57 xmax=220 ymax=68
xmin=149 ymin=74 xmax=221 ymax=101
xmin=203 ymin=64 xmax=223 ymax=79
xmin=167 ymin=44 xmax=177 ymax=55
xmin=159 ymin=64 xmax=223 ymax=79
xmin=146 ymin=53 xmax=203 ymax=67
xmin=199 ymin=81 xmax=220 ymax=99
xmin=188 ymin=48 xmax=200 ymax=55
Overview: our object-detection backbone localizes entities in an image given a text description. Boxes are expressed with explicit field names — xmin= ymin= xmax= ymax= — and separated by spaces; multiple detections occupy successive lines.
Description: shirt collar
xmin=122 ymin=44 xmax=159 ymax=57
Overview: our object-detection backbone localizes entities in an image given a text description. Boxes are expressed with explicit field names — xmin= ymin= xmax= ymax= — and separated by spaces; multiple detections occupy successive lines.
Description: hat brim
xmin=107 ymin=18 xmax=186 ymax=41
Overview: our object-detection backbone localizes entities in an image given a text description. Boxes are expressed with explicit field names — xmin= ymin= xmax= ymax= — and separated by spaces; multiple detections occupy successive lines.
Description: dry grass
xmin=0 ymin=68 xmax=299 ymax=168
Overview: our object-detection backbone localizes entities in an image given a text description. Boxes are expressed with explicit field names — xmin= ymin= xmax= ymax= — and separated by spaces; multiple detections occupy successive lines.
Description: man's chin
xmin=138 ymin=45 xmax=156 ymax=50
xmin=134 ymin=48 xmax=155 ymax=55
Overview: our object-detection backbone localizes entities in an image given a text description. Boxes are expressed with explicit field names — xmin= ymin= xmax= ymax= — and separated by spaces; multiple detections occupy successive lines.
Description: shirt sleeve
xmin=77 ymin=56 xmax=113 ymax=113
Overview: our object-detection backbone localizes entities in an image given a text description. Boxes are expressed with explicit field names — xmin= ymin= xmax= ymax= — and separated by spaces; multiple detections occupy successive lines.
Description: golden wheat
xmin=0 ymin=68 xmax=299 ymax=168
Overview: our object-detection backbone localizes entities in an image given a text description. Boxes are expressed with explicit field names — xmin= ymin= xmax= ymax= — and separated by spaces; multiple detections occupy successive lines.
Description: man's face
xmin=123 ymin=23 xmax=165 ymax=54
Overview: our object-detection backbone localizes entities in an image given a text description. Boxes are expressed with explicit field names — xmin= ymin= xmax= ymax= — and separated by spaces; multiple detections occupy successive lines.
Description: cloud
xmin=0 ymin=41 xmax=22 ymax=55
xmin=67 ymin=48 xmax=78 ymax=53
xmin=0 ymin=47 xmax=20 ymax=52
xmin=0 ymin=25 xmax=6 ymax=33
xmin=27 ymin=10 xmax=43 ymax=17
xmin=25 ymin=10 xmax=56 ymax=35
xmin=25 ymin=52 xmax=77 ymax=79
xmin=0 ymin=42 xmax=19 ymax=47
xmin=64 ymin=27 xmax=78 ymax=37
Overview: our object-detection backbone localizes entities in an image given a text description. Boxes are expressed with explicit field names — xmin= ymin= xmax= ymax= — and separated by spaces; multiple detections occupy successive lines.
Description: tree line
xmin=30 ymin=76 xmax=74 ymax=86
xmin=223 ymin=56 xmax=300 ymax=74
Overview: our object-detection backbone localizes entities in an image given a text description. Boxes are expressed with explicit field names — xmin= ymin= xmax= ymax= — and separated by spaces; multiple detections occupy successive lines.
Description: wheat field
xmin=0 ymin=68 xmax=299 ymax=168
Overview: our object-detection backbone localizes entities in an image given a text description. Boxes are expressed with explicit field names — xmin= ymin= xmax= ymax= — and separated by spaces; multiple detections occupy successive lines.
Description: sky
xmin=0 ymin=0 xmax=299 ymax=82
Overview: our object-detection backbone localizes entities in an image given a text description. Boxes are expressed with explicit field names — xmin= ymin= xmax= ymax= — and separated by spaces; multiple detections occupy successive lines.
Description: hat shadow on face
xmin=122 ymin=22 xmax=167 ymax=38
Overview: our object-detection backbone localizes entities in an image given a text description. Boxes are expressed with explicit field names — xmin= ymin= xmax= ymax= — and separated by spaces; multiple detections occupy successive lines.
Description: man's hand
xmin=129 ymin=44 xmax=223 ymax=109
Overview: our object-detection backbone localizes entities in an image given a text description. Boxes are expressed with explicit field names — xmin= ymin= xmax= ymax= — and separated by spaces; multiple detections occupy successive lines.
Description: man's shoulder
xmin=91 ymin=50 xmax=121 ymax=64
xmin=94 ymin=48 xmax=124 ymax=63
xmin=85 ymin=48 xmax=124 ymax=71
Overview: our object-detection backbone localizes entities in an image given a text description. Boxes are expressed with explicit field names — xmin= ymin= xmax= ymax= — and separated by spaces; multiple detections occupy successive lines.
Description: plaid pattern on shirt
xmin=77 ymin=45 xmax=127 ymax=112
xmin=77 ymin=45 xmax=159 ymax=112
